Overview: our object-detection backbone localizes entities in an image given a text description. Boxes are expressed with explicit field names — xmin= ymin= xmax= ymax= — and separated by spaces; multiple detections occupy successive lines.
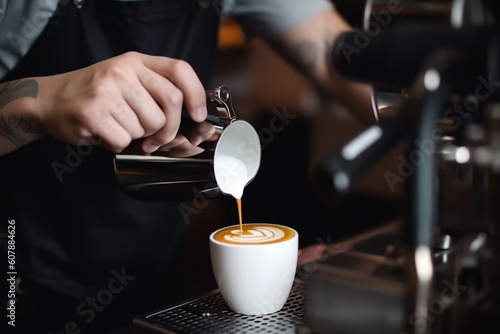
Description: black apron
xmin=0 ymin=1 xmax=220 ymax=333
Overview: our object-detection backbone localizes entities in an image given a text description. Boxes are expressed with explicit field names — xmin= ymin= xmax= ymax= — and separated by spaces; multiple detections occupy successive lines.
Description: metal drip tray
xmin=133 ymin=281 xmax=307 ymax=334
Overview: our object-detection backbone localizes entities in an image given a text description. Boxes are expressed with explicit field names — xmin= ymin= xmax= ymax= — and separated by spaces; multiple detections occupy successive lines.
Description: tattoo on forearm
xmin=6 ymin=115 xmax=42 ymax=135
xmin=0 ymin=116 xmax=30 ymax=146
xmin=0 ymin=79 xmax=41 ymax=147
xmin=0 ymin=79 xmax=38 ymax=109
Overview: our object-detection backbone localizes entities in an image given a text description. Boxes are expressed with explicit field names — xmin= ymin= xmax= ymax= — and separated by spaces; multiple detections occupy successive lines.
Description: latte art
xmin=213 ymin=224 xmax=295 ymax=245
xmin=225 ymin=226 xmax=285 ymax=243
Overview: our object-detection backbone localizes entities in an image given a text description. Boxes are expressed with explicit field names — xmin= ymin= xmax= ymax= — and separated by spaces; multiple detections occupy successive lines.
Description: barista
xmin=0 ymin=0 xmax=373 ymax=332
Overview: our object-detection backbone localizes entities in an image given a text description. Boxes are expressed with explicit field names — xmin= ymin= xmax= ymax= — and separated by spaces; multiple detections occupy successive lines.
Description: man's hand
xmin=0 ymin=51 xmax=207 ymax=156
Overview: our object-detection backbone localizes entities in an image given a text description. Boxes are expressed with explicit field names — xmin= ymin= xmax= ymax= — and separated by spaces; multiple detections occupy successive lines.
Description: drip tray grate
xmin=133 ymin=281 xmax=307 ymax=334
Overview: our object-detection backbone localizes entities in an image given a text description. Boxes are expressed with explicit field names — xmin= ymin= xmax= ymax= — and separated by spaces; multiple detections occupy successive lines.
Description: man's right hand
xmin=0 ymin=51 xmax=207 ymax=156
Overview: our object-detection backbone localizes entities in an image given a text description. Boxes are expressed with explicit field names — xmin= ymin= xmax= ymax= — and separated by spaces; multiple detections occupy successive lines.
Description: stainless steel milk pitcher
xmin=113 ymin=85 xmax=258 ymax=200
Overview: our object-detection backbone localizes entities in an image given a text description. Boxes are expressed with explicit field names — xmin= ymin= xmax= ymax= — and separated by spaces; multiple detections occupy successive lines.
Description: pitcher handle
xmin=206 ymin=85 xmax=237 ymax=128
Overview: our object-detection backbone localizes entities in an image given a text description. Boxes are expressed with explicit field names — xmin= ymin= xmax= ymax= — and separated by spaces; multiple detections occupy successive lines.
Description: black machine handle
xmin=331 ymin=24 xmax=497 ymax=91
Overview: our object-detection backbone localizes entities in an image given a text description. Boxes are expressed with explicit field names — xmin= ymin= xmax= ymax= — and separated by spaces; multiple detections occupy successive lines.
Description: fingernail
xmin=193 ymin=106 xmax=207 ymax=122
xmin=142 ymin=143 xmax=160 ymax=153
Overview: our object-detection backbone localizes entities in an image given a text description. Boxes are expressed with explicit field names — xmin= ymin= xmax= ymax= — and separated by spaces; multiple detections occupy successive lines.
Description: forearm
xmin=269 ymin=9 xmax=375 ymax=124
xmin=0 ymin=79 xmax=44 ymax=156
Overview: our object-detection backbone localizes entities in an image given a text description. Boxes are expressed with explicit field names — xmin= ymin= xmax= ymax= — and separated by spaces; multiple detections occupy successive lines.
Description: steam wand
xmin=404 ymin=52 xmax=457 ymax=334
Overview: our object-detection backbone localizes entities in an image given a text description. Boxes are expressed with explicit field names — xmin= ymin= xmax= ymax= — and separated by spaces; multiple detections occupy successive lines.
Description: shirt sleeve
xmin=0 ymin=0 xmax=58 ymax=79
xmin=224 ymin=0 xmax=335 ymax=39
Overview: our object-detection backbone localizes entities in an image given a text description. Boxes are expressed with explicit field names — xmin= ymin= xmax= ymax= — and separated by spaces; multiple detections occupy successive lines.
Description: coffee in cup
xmin=210 ymin=223 xmax=298 ymax=315
xmin=212 ymin=223 xmax=295 ymax=245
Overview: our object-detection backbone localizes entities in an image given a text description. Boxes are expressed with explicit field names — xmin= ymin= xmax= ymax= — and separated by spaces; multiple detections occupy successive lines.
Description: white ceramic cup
xmin=209 ymin=223 xmax=298 ymax=315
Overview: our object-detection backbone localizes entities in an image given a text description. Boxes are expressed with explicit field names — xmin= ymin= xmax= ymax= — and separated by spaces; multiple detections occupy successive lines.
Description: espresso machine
xmin=305 ymin=1 xmax=500 ymax=333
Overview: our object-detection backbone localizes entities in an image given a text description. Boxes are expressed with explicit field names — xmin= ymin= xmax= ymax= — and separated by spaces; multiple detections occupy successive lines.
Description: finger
xmin=140 ymin=55 xmax=207 ymax=122
xmin=156 ymin=133 xmax=187 ymax=151
xmin=93 ymin=115 xmax=132 ymax=153
xmin=139 ymin=73 xmax=184 ymax=153
xmin=185 ymin=121 xmax=216 ymax=146
xmin=157 ymin=134 xmax=204 ymax=157
xmin=109 ymin=99 xmax=146 ymax=139
xmin=120 ymin=78 xmax=167 ymax=137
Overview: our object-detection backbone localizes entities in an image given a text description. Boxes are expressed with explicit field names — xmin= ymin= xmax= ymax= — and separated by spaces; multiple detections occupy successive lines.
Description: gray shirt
xmin=0 ymin=0 xmax=333 ymax=79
